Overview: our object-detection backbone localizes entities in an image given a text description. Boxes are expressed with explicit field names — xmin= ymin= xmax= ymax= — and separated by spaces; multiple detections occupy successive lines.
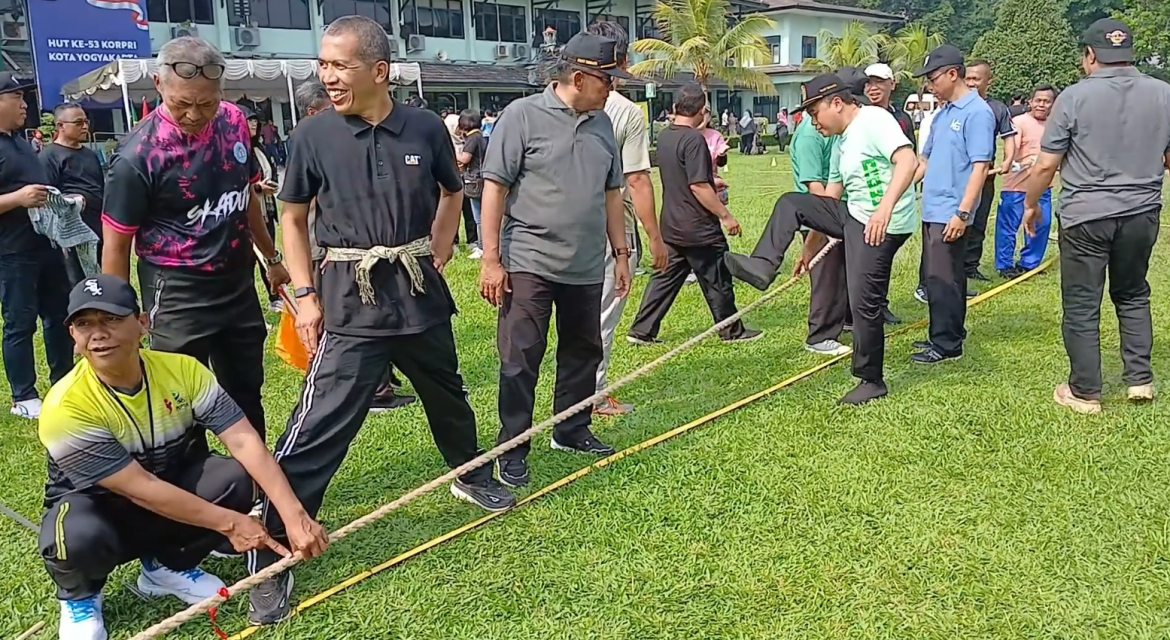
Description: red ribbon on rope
xmin=208 ymin=588 xmax=232 ymax=639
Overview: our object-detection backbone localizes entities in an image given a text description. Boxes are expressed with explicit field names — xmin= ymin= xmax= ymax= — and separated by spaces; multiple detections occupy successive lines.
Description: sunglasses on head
xmin=165 ymin=62 xmax=226 ymax=80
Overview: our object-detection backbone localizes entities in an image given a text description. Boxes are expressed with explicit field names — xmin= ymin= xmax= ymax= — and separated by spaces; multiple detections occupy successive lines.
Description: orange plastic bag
xmin=274 ymin=290 xmax=309 ymax=372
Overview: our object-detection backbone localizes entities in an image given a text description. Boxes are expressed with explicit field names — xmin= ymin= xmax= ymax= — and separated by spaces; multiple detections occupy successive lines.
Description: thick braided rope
xmin=127 ymin=239 xmax=841 ymax=640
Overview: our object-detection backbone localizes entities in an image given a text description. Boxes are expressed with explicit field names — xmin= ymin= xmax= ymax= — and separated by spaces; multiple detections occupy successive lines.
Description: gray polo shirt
xmin=482 ymin=83 xmax=623 ymax=285
xmin=1041 ymin=66 xmax=1170 ymax=228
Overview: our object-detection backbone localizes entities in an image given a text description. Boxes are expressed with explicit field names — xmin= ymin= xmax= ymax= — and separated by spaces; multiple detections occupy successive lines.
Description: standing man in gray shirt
xmin=479 ymin=33 xmax=632 ymax=488
xmin=1024 ymin=18 xmax=1170 ymax=415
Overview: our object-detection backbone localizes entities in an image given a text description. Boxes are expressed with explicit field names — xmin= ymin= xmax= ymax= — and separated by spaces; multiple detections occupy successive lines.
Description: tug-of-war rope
xmin=126 ymin=239 xmax=844 ymax=640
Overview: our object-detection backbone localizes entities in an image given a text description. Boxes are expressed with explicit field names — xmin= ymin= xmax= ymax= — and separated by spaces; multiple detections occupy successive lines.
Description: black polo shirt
xmin=40 ymin=142 xmax=105 ymax=231
xmin=102 ymin=103 xmax=260 ymax=273
xmin=280 ymin=102 xmax=462 ymax=337
xmin=0 ymin=131 xmax=54 ymax=256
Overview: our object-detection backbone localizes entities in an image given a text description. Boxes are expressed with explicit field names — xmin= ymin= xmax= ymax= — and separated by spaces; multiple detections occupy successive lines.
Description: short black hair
xmin=1032 ymin=84 xmax=1058 ymax=98
xmin=584 ymin=20 xmax=629 ymax=66
xmin=457 ymin=108 xmax=481 ymax=132
xmin=967 ymin=59 xmax=991 ymax=72
xmin=53 ymin=101 xmax=84 ymax=122
xmin=673 ymin=83 xmax=707 ymax=117
xmin=404 ymin=94 xmax=428 ymax=109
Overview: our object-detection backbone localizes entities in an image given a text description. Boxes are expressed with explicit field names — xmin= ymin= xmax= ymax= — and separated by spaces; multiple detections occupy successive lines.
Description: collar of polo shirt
xmin=1090 ymin=66 xmax=1141 ymax=79
xmin=340 ymin=99 xmax=409 ymax=136
xmin=944 ymin=90 xmax=979 ymax=110
xmin=541 ymin=82 xmax=597 ymax=117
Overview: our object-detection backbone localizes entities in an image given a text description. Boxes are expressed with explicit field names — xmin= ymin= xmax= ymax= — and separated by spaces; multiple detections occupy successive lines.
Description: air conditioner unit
xmin=511 ymin=43 xmax=530 ymax=60
xmin=406 ymin=33 xmax=425 ymax=53
xmin=172 ymin=24 xmax=199 ymax=38
xmin=494 ymin=44 xmax=509 ymax=59
xmin=1 ymin=18 xmax=27 ymax=41
xmin=233 ymin=26 xmax=261 ymax=48
xmin=386 ymin=35 xmax=400 ymax=60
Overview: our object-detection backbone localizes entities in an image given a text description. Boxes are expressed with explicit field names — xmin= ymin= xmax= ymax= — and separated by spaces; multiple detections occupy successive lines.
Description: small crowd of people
xmin=0 ymin=13 xmax=1165 ymax=640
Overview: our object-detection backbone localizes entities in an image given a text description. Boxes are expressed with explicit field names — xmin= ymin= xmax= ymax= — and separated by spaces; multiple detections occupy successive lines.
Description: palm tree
xmin=629 ymin=0 xmax=777 ymax=94
xmin=884 ymin=23 xmax=946 ymax=85
xmin=801 ymin=21 xmax=887 ymax=73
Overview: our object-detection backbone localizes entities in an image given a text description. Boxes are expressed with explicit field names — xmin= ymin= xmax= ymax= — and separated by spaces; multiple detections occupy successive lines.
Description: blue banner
xmin=26 ymin=0 xmax=152 ymax=108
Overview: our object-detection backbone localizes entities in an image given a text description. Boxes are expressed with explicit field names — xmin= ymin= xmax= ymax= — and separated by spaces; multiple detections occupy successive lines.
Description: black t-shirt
xmin=462 ymin=131 xmax=487 ymax=180
xmin=985 ymin=97 xmax=1018 ymax=181
xmin=102 ymin=102 xmax=260 ymax=273
xmin=1009 ymin=103 xmax=1028 ymax=118
xmin=657 ymin=124 xmax=723 ymax=247
xmin=40 ymin=142 xmax=105 ymax=231
xmin=280 ymin=103 xmax=463 ymax=337
xmin=888 ymin=105 xmax=917 ymax=151
xmin=0 ymin=131 xmax=53 ymax=256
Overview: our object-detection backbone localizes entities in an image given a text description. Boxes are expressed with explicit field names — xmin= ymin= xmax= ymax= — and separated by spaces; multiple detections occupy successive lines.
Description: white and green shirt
xmin=829 ymin=106 xmax=918 ymax=235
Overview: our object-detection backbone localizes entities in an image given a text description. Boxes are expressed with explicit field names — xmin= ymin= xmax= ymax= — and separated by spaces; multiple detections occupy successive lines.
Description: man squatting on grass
xmin=724 ymin=72 xmax=918 ymax=406
xmin=247 ymin=16 xmax=518 ymax=624
xmin=39 ymin=275 xmax=327 ymax=640
xmin=1022 ymin=18 xmax=1170 ymax=414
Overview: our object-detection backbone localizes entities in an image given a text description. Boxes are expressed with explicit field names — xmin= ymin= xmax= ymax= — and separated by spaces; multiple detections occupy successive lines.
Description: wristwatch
xmin=265 ymin=250 xmax=284 ymax=266
xmin=613 ymin=247 xmax=631 ymax=257
xmin=294 ymin=286 xmax=317 ymax=299
xmin=957 ymin=210 xmax=972 ymax=223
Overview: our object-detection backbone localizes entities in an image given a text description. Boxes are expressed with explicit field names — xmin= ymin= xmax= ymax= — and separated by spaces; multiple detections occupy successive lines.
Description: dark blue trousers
xmin=0 ymin=249 xmax=74 ymax=402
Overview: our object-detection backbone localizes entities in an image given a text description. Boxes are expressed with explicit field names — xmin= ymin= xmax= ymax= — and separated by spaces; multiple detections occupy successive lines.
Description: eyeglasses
xmin=59 ymin=118 xmax=89 ymax=126
xmin=164 ymin=62 xmax=225 ymax=80
xmin=576 ymin=69 xmax=614 ymax=87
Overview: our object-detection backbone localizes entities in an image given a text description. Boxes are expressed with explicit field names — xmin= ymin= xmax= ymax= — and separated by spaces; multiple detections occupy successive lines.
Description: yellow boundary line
xmin=225 ymin=257 xmax=1055 ymax=640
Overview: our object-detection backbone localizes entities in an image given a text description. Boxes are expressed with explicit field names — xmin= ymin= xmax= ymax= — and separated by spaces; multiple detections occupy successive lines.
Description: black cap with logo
xmin=0 ymin=71 xmax=35 ymax=96
xmin=836 ymin=66 xmax=871 ymax=104
xmin=796 ymin=73 xmax=849 ymax=112
xmin=1082 ymin=18 xmax=1134 ymax=64
xmin=559 ymin=33 xmax=636 ymax=80
xmin=913 ymin=44 xmax=965 ymax=78
xmin=66 ymin=275 xmax=141 ymax=324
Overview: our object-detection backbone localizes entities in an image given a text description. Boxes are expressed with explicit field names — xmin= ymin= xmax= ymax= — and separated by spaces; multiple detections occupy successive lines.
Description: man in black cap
xmin=38 ymin=275 xmax=327 ymax=640
xmin=725 ymin=73 xmax=919 ymax=405
xmin=480 ymin=32 xmax=632 ymax=487
xmin=1023 ymin=18 xmax=1170 ymax=414
xmin=0 ymin=71 xmax=73 ymax=421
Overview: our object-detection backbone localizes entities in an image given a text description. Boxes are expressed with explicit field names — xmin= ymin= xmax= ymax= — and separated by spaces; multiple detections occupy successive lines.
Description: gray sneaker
xmin=805 ymin=339 xmax=851 ymax=356
xmin=248 ymin=571 xmax=294 ymax=626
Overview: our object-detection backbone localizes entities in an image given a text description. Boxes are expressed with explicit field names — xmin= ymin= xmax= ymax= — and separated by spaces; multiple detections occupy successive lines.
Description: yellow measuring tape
xmin=226 ymin=257 xmax=1055 ymax=640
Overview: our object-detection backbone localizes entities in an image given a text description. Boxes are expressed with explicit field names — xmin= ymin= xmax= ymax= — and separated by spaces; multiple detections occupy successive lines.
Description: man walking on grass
xmin=996 ymin=85 xmax=1056 ymax=278
xmin=40 ymin=102 xmax=105 ymax=288
xmin=1024 ymin=18 xmax=1170 ymax=414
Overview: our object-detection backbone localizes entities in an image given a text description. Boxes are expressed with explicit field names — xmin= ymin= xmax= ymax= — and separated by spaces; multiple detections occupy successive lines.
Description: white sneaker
xmin=137 ymin=561 xmax=227 ymax=605
xmin=268 ymin=299 xmax=285 ymax=314
xmin=685 ymin=273 xmax=698 ymax=284
xmin=468 ymin=247 xmax=484 ymax=260
xmin=805 ymin=339 xmax=851 ymax=357
xmin=59 ymin=594 xmax=107 ymax=640
xmin=11 ymin=398 xmax=42 ymax=420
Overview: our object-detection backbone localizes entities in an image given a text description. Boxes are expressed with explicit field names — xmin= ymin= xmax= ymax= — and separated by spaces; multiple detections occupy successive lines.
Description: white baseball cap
xmin=864 ymin=63 xmax=894 ymax=80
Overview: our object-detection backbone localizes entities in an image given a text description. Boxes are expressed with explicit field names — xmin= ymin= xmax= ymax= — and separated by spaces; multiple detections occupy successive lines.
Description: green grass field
xmin=3 ymin=154 xmax=1170 ymax=640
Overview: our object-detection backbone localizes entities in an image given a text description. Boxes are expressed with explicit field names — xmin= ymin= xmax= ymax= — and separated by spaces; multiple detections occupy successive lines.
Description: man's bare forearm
xmin=481 ymin=181 xmax=507 ymax=264
xmin=881 ymin=147 xmax=918 ymax=209
xmin=626 ymin=171 xmax=660 ymax=242
xmin=281 ymin=202 xmax=314 ymax=290
xmin=101 ymin=227 xmax=133 ymax=282
xmin=99 ymin=465 xmax=240 ymax=535
xmin=0 ymin=192 xmax=24 ymax=215
xmin=1025 ymin=152 xmax=1062 ymax=207
xmin=807 ymin=182 xmax=828 ymax=197
xmin=1000 ymin=136 xmax=1018 ymax=173
xmin=690 ymin=184 xmax=729 ymax=219
xmin=960 ymin=162 xmax=990 ymax=212
xmin=432 ymin=188 xmax=463 ymax=248
xmin=605 ymin=189 xmax=626 ymax=250
xmin=218 ymin=422 xmax=307 ymax=525
xmin=247 ymin=196 xmax=279 ymax=260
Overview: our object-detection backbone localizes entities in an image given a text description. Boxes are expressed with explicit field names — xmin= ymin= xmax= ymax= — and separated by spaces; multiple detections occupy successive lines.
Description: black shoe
xmin=369 ymin=386 xmax=417 ymax=413
xmin=838 ymin=380 xmax=888 ymax=406
xmin=911 ymin=347 xmax=963 ymax=365
xmin=724 ymin=254 xmax=777 ymax=291
xmin=451 ymin=478 xmax=517 ymax=512
xmin=914 ymin=286 xmax=929 ymax=304
xmin=882 ymin=307 xmax=902 ymax=325
xmin=551 ymin=434 xmax=616 ymax=457
xmin=497 ymin=458 xmax=530 ymax=488
xmin=912 ymin=340 xmax=933 ymax=351
xmin=248 ymin=571 xmax=294 ymax=626
xmin=968 ymin=270 xmax=991 ymax=282
xmin=627 ymin=334 xmax=664 ymax=346
xmin=723 ymin=327 xmax=764 ymax=344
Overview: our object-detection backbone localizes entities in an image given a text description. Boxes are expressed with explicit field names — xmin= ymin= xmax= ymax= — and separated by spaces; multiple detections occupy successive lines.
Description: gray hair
xmin=324 ymin=16 xmax=392 ymax=68
xmin=157 ymin=36 xmax=226 ymax=85
xmin=294 ymin=80 xmax=330 ymax=116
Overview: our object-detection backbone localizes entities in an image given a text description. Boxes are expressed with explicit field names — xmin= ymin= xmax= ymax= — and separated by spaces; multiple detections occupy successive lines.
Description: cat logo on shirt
xmin=404 ymin=154 xmax=421 ymax=166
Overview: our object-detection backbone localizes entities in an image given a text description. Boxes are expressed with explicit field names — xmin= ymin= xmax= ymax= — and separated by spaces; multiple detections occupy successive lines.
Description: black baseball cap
xmin=1082 ymin=18 xmax=1134 ymax=64
xmin=560 ymin=33 xmax=635 ymax=80
xmin=796 ymin=73 xmax=850 ymax=112
xmin=0 ymin=71 xmax=35 ymax=96
xmin=913 ymin=44 xmax=964 ymax=78
xmin=836 ymin=66 xmax=872 ymax=104
xmin=66 ymin=275 xmax=141 ymax=324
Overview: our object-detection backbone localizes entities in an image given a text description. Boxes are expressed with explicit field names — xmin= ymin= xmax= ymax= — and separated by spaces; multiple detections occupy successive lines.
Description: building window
xmin=322 ymin=0 xmax=393 ymax=30
xmin=535 ymin=9 xmax=579 ymax=46
xmin=474 ymin=3 xmax=526 ymax=43
xmin=801 ymin=35 xmax=817 ymax=60
xmin=479 ymin=91 xmax=527 ymax=112
xmin=765 ymin=36 xmax=781 ymax=64
xmin=594 ymin=14 xmax=629 ymax=35
xmin=636 ymin=15 xmax=658 ymax=39
xmin=229 ymin=0 xmax=311 ymax=29
xmin=146 ymin=0 xmax=214 ymax=24
xmin=403 ymin=0 xmax=465 ymax=39
xmin=422 ymin=91 xmax=469 ymax=113
xmin=754 ymin=95 xmax=779 ymax=121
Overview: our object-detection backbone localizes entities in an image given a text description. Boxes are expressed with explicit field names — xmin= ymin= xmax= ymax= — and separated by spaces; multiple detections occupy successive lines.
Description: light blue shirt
xmin=921 ymin=91 xmax=995 ymax=224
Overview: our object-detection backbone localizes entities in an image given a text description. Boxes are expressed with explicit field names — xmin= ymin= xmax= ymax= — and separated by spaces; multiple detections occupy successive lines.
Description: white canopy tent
xmin=60 ymin=59 xmax=424 ymax=130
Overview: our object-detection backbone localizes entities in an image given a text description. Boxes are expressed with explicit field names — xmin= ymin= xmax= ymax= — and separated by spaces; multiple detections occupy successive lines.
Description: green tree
xmin=884 ymin=22 xmax=946 ymax=84
xmin=1115 ymin=0 xmax=1170 ymax=80
xmin=38 ymin=113 xmax=55 ymax=140
xmin=630 ymin=0 xmax=777 ymax=93
xmin=1065 ymin=0 xmax=1125 ymax=35
xmin=971 ymin=0 xmax=1081 ymax=99
xmin=801 ymin=21 xmax=887 ymax=73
